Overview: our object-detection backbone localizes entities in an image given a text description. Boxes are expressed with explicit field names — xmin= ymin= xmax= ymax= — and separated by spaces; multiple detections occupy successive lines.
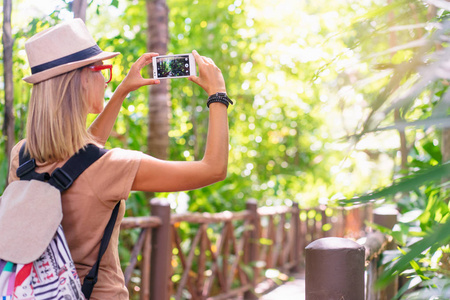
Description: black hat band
xmin=31 ymin=45 xmax=102 ymax=75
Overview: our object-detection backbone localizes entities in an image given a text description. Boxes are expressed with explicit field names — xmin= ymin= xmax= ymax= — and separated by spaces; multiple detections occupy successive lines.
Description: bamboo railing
xmin=119 ymin=199 xmax=373 ymax=300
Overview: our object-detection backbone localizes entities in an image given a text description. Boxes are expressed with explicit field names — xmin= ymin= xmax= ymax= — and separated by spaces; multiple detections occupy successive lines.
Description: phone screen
xmin=156 ymin=55 xmax=191 ymax=78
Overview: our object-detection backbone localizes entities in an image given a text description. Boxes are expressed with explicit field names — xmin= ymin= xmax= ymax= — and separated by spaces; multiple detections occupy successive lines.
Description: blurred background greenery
xmin=2 ymin=0 xmax=403 ymax=210
xmin=1 ymin=0 xmax=449 ymax=298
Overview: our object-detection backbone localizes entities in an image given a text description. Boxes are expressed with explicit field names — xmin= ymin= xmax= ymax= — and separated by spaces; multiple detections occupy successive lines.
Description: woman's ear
xmin=80 ymin=68 xmax=89 ymax=89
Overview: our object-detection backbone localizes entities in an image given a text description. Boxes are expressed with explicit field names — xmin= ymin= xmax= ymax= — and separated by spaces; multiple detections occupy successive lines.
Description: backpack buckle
xmin=84 ymin=276 xmax=98 ymax=284
xmin=51 ymin=168 xmax=74 ymax=191
xmin=16 ymin=159 xmax=36 ymax=178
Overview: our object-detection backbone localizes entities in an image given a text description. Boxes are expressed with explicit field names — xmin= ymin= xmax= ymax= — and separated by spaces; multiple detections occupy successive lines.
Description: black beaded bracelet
xmin=207 ymin=98 xmax=230 ymax=108
xmin=207 ymin=93 xmax=234 ymax=109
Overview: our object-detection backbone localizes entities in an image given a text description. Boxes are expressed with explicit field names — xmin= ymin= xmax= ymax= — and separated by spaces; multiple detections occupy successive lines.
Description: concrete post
xmin=150 ymin=198 xmax=171 ymax=300
xmin=305 ymin=237 xmax=365 ymax=300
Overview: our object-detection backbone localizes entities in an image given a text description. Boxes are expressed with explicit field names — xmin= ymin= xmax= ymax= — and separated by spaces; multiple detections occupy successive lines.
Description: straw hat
xmin=23 ymin=18 xmax=120 ymax=84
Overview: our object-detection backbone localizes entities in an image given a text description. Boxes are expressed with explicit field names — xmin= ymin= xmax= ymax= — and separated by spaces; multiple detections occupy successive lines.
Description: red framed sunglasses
xmin=88 ymin=64 xmax=113 ymax=83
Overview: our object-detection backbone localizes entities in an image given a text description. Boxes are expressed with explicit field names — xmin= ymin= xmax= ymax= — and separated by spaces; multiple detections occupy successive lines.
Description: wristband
xmin=207 ymin=98 xmax=230 ymax=108
xmin=207 ymin=93 xmax=234 ymax=109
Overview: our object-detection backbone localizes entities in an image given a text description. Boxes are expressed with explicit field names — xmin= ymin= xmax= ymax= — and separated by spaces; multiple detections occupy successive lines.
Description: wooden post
xmin=72 ymin=0 xmax=87 ymax=21
xmin=373 ymin=206 xmax=399 ymax=300
xmin=373 ymin=206 xmax=398 ymax=234
xmin=310 ymin=211 xmax=316 ymax=242
xmin=3 ymin=0 xmax=15 ymax=186
xmin=362 ymin=231 xmax=389 ymax=300
xmin=290 ymin=201 xmax=301 ymax=272
xmin=150 ymin=198 xmax=171 ymax=300
xmin=298 ymin=209 xmax=305 ymax=265
xmin=243 ymin=199 xmax=259 ymax=299
xmin=305 ymin=237 xmax=365 ymax=300
xmin=140 ymin=229 xmax=152 ymax=300
xmin=336 ymin=208 xmax=345 ymax=237
xmin=320 ymin=208 xmax=328 ymax=238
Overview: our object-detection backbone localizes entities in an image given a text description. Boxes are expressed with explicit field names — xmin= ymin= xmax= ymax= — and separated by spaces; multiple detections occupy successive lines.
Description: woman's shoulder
xmin=102 ymin=147 xmax=144 ymax=161
xmin=8 ymin=139 xmax=26 ymax=183
xmin=88 ymin=147 xmax=144 ymax=173
xmin=82 ymin=147 xmax=144 ymax=202
xmin=11 ymin=139 xmax=26 ymax=158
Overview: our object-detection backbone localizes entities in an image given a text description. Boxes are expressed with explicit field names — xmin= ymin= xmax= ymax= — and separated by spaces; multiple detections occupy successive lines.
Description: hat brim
xmin=23 ymin=51 xmax=120 ymax=84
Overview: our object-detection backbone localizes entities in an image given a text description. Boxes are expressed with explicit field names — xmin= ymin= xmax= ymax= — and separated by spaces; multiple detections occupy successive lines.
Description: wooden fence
xmin=360 ymin=207 xmax=399 ymax=300
xmin=119 ymin=199 xmax=374 ymax=300
xmin=360 ymin=231 xmax=391 ymax=300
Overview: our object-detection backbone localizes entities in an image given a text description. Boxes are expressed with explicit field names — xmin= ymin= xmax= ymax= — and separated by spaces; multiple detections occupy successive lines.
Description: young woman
xmin=8 ymin=19 xmax=231 ymax=299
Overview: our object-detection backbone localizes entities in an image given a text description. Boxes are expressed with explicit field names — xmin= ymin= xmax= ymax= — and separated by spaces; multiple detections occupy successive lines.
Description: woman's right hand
xmin=188 ymin=50 xmax=227 ymax=96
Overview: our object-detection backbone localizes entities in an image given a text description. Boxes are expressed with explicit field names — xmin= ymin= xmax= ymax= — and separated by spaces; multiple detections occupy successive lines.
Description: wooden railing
xmin=120 ymin=215 xmax=161 ymax=299
xmin=360 ymin=231 xmax=390 ymax=300
xmin=120 ymin=199 xmax=373 ymax=300
xmin=361 ymin=207 xmax=399 ymax=300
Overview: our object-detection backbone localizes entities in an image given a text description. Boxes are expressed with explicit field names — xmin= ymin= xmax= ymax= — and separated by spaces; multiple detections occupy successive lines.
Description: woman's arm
xmin=88 ymin=53 xmax=160 ymax=145
xmin=131 ymin=50 xmax=230 ymax=192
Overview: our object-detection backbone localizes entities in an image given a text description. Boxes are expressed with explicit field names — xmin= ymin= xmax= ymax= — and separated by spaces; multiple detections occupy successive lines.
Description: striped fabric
xmin=0 ymin=226 xmax=84 ymax=300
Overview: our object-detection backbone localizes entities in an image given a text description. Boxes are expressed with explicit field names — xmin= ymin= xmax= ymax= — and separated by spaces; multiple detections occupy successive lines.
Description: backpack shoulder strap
xmin=16 ymin=143 xmax=108 ymax=192
xmin=82 ymin=201 xmax=121 ymax=299
xmin=48 ymin=144 xmax=108 ymax=191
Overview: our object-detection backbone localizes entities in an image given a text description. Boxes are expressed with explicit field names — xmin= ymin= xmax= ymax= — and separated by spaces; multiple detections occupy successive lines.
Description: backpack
xmin=0 ymin=143 xmax=119 ymax=300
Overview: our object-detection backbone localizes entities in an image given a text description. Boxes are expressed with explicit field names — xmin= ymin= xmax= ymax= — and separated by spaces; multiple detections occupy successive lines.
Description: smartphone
xmin=152 ymin=53 xmax=196 ymax=79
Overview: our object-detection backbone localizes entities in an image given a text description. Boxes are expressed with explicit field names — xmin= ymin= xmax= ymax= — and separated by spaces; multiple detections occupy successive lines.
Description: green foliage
xmin=334 ymin=0 xmax=450 ymax=297
xmin=4 ymin=0 xmax=450 ymax=298
xmin=3 ymin=0 xmax=398 ymax=212
xmin=339 ymin=162 xmax=450 ymax=205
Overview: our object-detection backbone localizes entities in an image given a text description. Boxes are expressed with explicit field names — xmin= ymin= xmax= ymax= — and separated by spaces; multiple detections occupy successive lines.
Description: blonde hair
xmin=26 ymin=68 xmax=94 ymax=162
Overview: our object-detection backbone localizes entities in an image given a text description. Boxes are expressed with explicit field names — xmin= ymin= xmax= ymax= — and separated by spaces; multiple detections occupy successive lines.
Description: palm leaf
xmin=339 ymin=162 xmax=450 ymax=205
xmin=347 ymin=116 xmax=450 ymax=134
xmin=367 ymin=38 xmax=428 ymax=59
xmin=356 ymin=20 xmax=450 ymax=138
xmin=426 ymin=0 xmax=450 ymax=11
xmin=376 ymin=218 xmax=450 ymax=287
xmin=350 ymin=0 xmax=414 ymax=23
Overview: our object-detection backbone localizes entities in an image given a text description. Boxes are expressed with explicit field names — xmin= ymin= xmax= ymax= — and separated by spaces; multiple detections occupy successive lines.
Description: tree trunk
xmin=72 ymin=0 xmax=87 ymax=22
xmin=387 ymin=2 xmax=409 ymax=173
xmin=394 ymin=110 xmax=408 ymax=170
xmin=439 ymin=4 xmax=450 ymax=190
xmin=427 ymin=4 xmax=449 ymax=188
xmin=146 ymin=0 xmax=170 ymax=160
xmin=442 ymin=128 xmax=450 ymax=191
xmin=443 ymin=129 xmax=450 ymax=163
xmin=3 ymin=0 xmax=15 ymax=185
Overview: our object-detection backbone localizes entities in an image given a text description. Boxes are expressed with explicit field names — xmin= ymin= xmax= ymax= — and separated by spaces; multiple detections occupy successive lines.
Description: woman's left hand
xmin=119 ymin=53 xmax=160 ymax=93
